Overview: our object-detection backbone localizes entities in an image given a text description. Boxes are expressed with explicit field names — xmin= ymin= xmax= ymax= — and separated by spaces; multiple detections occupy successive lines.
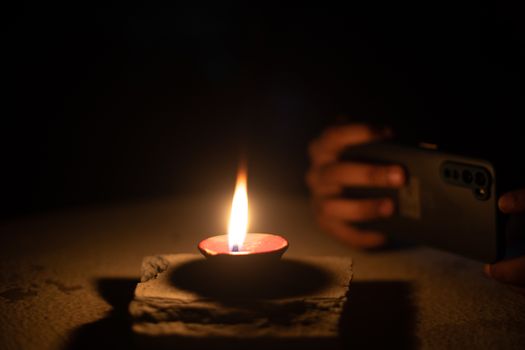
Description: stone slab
xmin=129 ymin=254 xmax=352 ymax=346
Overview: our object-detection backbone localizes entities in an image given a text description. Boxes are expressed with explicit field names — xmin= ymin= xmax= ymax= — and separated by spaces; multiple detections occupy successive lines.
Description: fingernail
xmin=498 ymin=194 xmax=514 ymax=213
xmin=483 ymin=264 xmax=492 ymax=278
xmin=388 ymin=168 xmax=404 ymax=186
xmin=379 ymin=200 xmax=394 ymax=217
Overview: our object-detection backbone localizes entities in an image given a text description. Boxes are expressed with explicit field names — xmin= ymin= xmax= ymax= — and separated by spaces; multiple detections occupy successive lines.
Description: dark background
xmin=3 ymin=5 xmax=524 ymax=219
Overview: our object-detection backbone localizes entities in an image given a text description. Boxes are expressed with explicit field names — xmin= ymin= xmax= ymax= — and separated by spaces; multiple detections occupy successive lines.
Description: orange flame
xmin=227 ymin=165 xmax=249 ymax=251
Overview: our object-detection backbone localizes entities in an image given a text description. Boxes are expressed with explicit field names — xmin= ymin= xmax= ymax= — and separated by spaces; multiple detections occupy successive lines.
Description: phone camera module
xmin=441 ymin=162 xmax=491 ymax=196
xmin=462 ymin=170 xmax=473 ymax=184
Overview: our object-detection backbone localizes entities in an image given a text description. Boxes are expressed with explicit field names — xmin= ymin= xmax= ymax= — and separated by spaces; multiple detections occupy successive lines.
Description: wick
xmin=232 ymin=244 xmax=239 ymax=252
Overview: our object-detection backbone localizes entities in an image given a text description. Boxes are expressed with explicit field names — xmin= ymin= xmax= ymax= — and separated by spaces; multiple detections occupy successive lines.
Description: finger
xmin=317 ymin=198 xmax=394 ymax=222
xmin=311 ymin=184 xmax=342 ymax=197
xmin=317 ymin=216 xmax=386 ymax=249
xmin=309 ymin=124 xmax=390 ymax=167
xmin=308 ymin=140 xmax=339 ymax=167
xmin=498 ymin=189 xmax=525 ymax=214
xmin=306 ymin=168 xmax=344 ymax=196
xmin=320 ymin=162 xmax=405 ymax=188
xmin=319 ymin=124 xmax=390 ymax=153
xmin=485 ymin=255 xmax=525 ymax=286
xmin=307 ymin=144 xmax=340 ymax=174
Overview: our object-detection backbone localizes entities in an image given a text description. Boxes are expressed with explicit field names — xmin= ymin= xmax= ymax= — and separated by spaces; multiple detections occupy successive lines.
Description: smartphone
xmin=339 ymin=141 xmax=504 ymax=263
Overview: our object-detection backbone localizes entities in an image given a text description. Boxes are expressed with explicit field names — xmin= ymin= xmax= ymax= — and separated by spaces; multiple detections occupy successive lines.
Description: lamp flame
xmin=228 ymin=166 xmax=248 ymax=251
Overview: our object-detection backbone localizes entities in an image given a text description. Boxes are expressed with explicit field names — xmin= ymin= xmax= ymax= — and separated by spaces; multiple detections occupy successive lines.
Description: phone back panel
xmin=340 ymin=142 xmax=501 ymax=263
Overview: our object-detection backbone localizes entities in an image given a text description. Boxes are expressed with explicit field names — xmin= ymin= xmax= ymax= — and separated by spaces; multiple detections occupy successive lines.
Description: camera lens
xmin=444 ymin=168 xmax=451 ymax=178
xmin=475 ymin=172 xmax=486 ymax=186
xmin=462 ymin=170 xmax=473 ymax=184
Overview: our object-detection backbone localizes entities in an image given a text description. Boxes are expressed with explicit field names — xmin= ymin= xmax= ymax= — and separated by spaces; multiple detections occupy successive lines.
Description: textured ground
xmin=1 ymin=194 xmax=525 ymax=349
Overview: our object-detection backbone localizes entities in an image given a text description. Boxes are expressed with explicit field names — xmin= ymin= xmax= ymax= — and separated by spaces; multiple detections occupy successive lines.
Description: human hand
xmin=485 ymin=188 xmax=525 ymax=292
xmin=306 ymin=123 xmax=405 ymax=249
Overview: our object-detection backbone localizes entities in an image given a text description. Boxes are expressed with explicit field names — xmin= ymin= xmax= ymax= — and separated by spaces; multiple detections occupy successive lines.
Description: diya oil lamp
xmin=198 ymin=165 xmax=288 ymax=262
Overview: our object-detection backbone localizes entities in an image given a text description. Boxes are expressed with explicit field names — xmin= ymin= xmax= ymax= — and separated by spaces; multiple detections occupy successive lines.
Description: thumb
xmin=498 ymin=189 xmax=525 ymax=214
xmin=484 ymin=256 xmax=525 ymax=287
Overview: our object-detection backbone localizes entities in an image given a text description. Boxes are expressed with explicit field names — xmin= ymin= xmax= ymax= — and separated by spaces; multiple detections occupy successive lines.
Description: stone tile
xmin=129 ymin=254 xmax=352 ymax=347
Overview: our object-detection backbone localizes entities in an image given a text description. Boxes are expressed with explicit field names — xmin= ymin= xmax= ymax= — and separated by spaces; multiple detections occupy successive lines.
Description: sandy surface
xmin=1 ymin=194 xmax=524 ymax=349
